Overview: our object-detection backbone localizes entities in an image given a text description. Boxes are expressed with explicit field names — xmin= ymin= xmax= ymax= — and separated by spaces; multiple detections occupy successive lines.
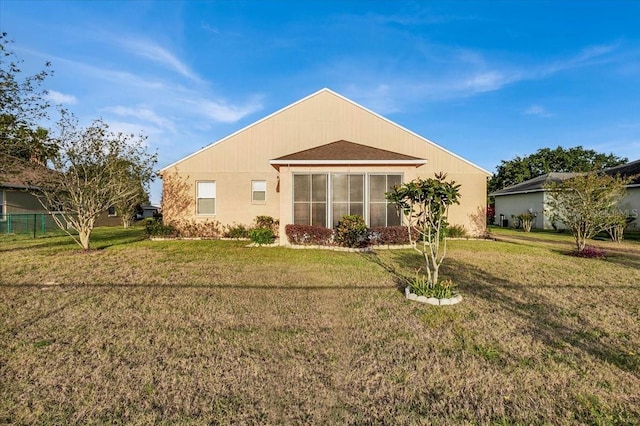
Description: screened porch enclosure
xmin=293 ymin=173 xmax=402 ymax=228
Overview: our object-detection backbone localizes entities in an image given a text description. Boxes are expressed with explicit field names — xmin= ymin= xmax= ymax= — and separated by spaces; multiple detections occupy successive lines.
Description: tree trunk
xmin=79 ymin=228 xmax=91 ymax=251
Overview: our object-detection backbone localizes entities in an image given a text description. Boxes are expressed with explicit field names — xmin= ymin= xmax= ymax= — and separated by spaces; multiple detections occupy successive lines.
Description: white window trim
xmin=252 ymin=180 xmax=267 ymax=203
xmin=196 ymin=181 xmax=217 ymax=215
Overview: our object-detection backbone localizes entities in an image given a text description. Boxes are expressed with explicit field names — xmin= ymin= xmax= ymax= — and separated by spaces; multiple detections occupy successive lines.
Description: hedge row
xmin=284 ymin=224 xmax=334 ymax=245
xmin=285 ymin=224 xmax=418 ymax=246
xmin=370 ymin=226 xmax=417 ymax=245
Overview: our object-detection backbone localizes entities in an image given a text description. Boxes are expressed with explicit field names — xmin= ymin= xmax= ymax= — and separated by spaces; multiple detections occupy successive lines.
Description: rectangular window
xmin=0 ymin=191 xmax=4 ymax=221
xmin=369 ymin=174 xmax=402 ymax=227
xmin=293 ymin=174 xmax=327 ymax=227
xmin=292 ymin=173 xmax=402 ymax=228
xmin=108 ymin=206 xmax=117 ymax=216
xmin=332 ymin=174 xmax=364 ymax=225
xmin=197 ymin=181 xmax=216 ymax=215
xmin=252 ymin=180 xmax=267 ymax=202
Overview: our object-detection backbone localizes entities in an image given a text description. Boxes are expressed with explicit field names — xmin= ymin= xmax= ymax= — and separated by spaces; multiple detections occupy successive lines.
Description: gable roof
xmin=490 ymin=172 xmax=579 ymax=197
xmin=604 ymin=159 xmax=640 ymax=185
xmin=269 ymin=140 xmax=427 ymax=169
xmin=0 ymin=154 xmax=55 ymax=190
xmin=491 ymin=159 xmax=640 ymax=197
xmin=160 ymin=88 xmax=490 ymax=175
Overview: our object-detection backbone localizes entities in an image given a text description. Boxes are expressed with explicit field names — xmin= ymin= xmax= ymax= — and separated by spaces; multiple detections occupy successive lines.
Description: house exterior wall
xmin=161 ymin=90 xmax=490 ymax=242
xmin=3 ymin=189 xmax=47 ymax=214
xmin=0 ymin=188 xmax=121 ymax=227
xmin=494 ymin=192 xmax=547 ymax=229
xmin=623 ymin=187 xmax=640 ymax=231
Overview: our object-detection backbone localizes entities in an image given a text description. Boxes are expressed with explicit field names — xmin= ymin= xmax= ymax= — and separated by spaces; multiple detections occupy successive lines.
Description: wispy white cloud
xmin=201 ymin=22 xmax=220 ymax=34
xmin=45 ymin=90 xmax=77 ymax=105
xmin=535 ymin=43 xmax=619 ymax=77
xmin=31 ymin=48 xmax=262 ymax=125
xmin=189 ymin=96 xmax=264 ymax=123
xmin=114 ymin=37 xmax=201 ymax=83
xmin=523 ymin=105 xmax=554 ymax=118
xmin=343 ymin=84 xmax=400 ymax=114
xmin=337 ymin=42 xmax=620 ymax=112
xmin=104 ymin=105 xmax=176 ymax=133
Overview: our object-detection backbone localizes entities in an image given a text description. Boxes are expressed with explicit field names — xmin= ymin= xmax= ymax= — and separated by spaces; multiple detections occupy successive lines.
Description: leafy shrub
xmin=572 ymin=245 xmax=606 ymax=259
xmin=254 ymin=216 xmax=279 ymax=237
xmin=285 ymin=224 xmax=334 ymax=245
xmin=145 ymin=219 xmax=178 ymax=238
xmin=223 ymin=223 xmax=251 ymax=239
xmin=444 ymin=224 xmax=468 ymax=238
xmin=409 ymin=273 xmax=457 ymax=299
xmin=177 ymin=220 xmax=222 ymax=238
xmin=335 ymin=215 xmax=369 ymax=248
xmin=249 ymin=227 xmax=275 ymax=245
xmin=517 ymin=212 xmax=536 ymax=232
xmin=369 ymin=226 xmax=418 ymax=245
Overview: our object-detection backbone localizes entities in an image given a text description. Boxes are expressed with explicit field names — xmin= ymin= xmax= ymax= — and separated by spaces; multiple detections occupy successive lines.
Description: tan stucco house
xmin=159 ymin=88 xmax=491 ymax=243
xmin=491 ymin=159 xmax=640 ymax=231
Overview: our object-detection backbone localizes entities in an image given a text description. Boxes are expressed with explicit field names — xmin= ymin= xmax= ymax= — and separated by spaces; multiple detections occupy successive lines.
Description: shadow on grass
xmin=359 ymin=251 xmax=418 ymax=294
xmin=0 ymin=227 xmax=147 ymax=253
xmin=448 ymin=259 xmax=640 ymax=375
xmin=90 ymin=228 xmax=148 ymax=250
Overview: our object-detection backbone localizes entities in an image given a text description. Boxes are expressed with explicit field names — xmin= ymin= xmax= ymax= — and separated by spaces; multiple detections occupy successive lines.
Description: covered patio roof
xmin=269 ymin=140 xmax=427 ymax=169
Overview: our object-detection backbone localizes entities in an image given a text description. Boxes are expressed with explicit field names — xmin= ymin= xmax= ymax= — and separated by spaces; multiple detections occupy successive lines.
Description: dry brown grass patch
xmin=1 ymin=227 xmax=639 ymax=424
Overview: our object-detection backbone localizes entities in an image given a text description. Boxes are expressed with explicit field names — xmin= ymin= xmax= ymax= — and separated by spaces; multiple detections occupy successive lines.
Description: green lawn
xmin=1 ymin=227 xmax=639 ymax=424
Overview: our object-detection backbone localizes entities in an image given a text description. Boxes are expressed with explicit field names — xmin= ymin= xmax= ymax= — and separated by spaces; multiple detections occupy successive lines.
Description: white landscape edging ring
xmin=405 ymin=286 xmax=463 ymax=306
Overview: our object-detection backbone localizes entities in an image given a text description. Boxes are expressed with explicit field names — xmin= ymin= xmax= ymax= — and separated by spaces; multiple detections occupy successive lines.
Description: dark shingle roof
xmin=490 ymin=158 xmax=640 ymax=196
xmin=490 ymin=172 xmax=579 ymax=197
xmin=271 ymin=140 xmax=425 ymax=162
xmin=604 ymin=159 xmax=640 ymax=185
xmin=0 ymin=155 xmax=56 ymax=190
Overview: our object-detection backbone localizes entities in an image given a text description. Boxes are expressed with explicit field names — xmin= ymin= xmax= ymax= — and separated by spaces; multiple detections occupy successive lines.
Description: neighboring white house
xmin=491 ymin=159 xmax=640 ymax=231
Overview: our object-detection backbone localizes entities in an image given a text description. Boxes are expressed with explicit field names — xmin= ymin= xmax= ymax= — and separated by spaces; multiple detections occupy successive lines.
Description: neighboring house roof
xmin=269 ymin=140 xmax=427 ymax=168
xmin=490 ymin=172 xmax=579 ymax=197
xmin=604 ymin=159 xmax=640 ymax=185
xmin=0 ymin=154 xmax=55 ymax=190
xmin=491 ymin=158 xmax=640 ymax=196
xmin=159 ymin=88 xmax=491 ymax=176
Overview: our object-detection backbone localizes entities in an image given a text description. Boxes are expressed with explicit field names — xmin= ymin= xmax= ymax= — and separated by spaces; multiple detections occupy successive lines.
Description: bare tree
xmin=33 ymin=113 xmax=157 ymax=250
xmin=113 ymin=161 xmax=150 ymax=228
xmin=545 ymin=171 xmax=631 ymax=253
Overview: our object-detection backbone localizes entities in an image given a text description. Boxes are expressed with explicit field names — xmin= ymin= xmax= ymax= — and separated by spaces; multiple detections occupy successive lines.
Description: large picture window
xmin=197 ymin=181 xmax=216 ymax=215
xmin=292 ymin=173 xmax=402 ymax=228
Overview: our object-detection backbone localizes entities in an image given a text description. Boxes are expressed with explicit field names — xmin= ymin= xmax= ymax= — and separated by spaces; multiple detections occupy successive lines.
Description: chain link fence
xmin=0 ymin=213 xmax=69 ymax=238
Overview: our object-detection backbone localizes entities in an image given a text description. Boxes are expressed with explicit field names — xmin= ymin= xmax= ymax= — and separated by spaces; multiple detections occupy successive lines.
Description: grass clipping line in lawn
xmin=0 ymin=227 xmax=639 ymax=424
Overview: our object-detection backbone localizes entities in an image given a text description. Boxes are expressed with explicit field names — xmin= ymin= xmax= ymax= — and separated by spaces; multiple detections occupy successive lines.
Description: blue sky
xmin=2 ymin=1 xmax=640 ymax=204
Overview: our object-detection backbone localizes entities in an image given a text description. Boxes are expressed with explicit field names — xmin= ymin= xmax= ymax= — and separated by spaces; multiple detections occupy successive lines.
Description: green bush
xmin=249 ymin=227 xmax=275 ymax=245
xmin=335 ymin=214 xmax=369 ymax=248
xmin=254 ymin=216 xmax=279 ymax=235
xmin=144 ymin=220 xmax=178 ymax=237
xmin=224 ymin=223 xmax=251 ymax=239
xmin=516 ymin=212 xmax=536 ymax=232
xmin=409 ymin=273 xmax=457 ymax=299
xmin=445 ymin=224 xmax=468 ymax=238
